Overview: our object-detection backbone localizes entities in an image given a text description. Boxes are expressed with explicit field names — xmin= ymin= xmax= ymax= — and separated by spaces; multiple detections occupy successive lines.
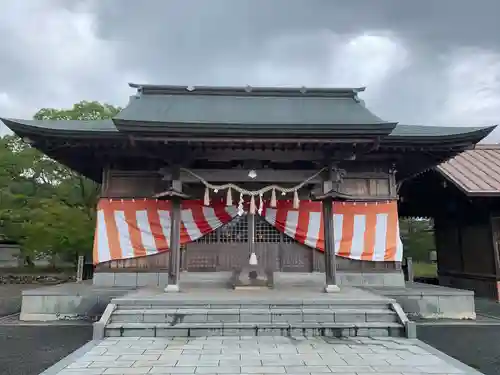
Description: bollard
xmin=406 ymin=257 xmax=414 ymax=283
xmin=76 ymin=255 xmax=84 ymax=283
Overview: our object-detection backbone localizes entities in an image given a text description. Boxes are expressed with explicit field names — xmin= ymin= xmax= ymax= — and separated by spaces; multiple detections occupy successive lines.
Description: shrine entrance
xmin=184 ymin=213 xmax=317 ymax=272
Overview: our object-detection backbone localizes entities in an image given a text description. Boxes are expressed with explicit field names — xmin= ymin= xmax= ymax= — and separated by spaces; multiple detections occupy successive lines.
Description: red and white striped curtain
xmin=93 ymin=199 xmax=238 ymax=264
xmin=261 ymin=200 xmax=403 ymax=262
xmin=92 ymin=199 xmax=403 ymax=264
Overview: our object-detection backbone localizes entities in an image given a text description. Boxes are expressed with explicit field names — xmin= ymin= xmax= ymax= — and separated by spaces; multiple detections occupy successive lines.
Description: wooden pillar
xmin=323 ymin=165 xmax=340 ymax=292
xmin=165 ymin=169 xmax=182 ymax=293
xmin=311 ymin=223 xmax=317 ymax=272
xmin=457 ymin=217 xmax=465 ymax=274
xmin=311 ymin=247 xmax=316 ymax=272
xmin=488 ymin=215 xmax=500 ymax=301
xmin=322 ymin=197 xmax=336 ymax=286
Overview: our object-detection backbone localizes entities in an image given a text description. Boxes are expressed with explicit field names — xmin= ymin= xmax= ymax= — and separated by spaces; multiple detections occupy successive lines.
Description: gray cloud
xmin=1 ymin=0 xmax=500 ymax=140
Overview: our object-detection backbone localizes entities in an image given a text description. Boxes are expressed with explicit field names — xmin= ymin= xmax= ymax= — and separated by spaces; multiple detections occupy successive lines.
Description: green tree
xmin=0 ymin=101 xmax=121 ymax=266
xmin=400 ymin=218 xmax=436 ymax=262
xmin=34 ymin=101 xmax=120 ymax=121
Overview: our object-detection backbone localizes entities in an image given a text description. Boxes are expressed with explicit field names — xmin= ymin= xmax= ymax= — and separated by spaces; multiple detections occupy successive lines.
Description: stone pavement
xmin=42 ymin=336 xmax=483 ymax=375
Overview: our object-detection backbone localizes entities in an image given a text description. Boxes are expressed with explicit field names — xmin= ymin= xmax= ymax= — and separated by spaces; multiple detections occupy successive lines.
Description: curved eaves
xmin=383 ymin=125 xmax=496 ymax=146
xmin=0 ymin=118 xmax=121 ymax=139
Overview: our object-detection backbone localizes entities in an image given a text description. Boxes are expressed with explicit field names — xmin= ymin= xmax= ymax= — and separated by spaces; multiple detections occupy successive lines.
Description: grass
xmin=413 ymin=262 xmax=437 ymax=278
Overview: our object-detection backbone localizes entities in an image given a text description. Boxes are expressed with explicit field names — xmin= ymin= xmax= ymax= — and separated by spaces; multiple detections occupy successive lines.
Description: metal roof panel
xmin=437 ymin=146 xmax=500 ymax=195
xmin=114 ymin=92 xmax=387 ymax=126
xmin=1 ymin=118 xmax=118 ymax=133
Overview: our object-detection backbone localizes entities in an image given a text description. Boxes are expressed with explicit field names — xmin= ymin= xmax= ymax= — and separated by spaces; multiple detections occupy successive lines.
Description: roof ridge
xmin=128 ymin=83 xmax=365 ymax=98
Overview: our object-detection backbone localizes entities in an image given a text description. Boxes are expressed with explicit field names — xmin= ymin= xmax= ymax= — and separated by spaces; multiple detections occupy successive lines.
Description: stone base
xmin=164 ymin=284 xmax=180 ymax=293
xmin=230 ymin=266 xmax=274 ymax=289
xmin=364 ymin=282 xmax=476 ymax=320
xmin=234 ymin=285 xmax=268 ymax=291
xmin=325 ymin=284 xmax=341 ymax=293
xmin=93 ymin=270 xmax=405 ymax=288
xmin=20 ymin=274 xmax=477 ymax=324
xmin=19 ymin=282 xmax=132 ymax=322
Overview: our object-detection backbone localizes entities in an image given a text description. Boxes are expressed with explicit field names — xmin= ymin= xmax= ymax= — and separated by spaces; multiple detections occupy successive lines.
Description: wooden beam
xmin=178 ymin=169 xmax=320 ymax=184
xmin=132 ymin=136 xmax=375 ymax=144
xmin=160 ymin=169 xmax=391 ymax=184
xmin=195 ymin=149 xmax=324 ymax=162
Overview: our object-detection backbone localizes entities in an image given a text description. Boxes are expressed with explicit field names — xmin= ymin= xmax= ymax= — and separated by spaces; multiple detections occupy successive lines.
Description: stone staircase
xmin=95 ymin=287 xmax=414 ymax=339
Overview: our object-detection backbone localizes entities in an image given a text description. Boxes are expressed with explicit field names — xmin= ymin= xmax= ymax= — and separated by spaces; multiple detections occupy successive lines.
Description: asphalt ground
xmin=415 ymin=298 xmax=500 ymax=375
xmin=418 ymin=325 xmax=500 ymax=375
xmin=0 ymin=324 xmax=92 ymax=375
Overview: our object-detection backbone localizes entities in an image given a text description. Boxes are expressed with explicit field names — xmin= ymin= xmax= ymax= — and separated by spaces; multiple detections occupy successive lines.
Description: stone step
xmin=110 ymin=308 xmax=399 ymax=324
xmin=114 ymin=300 xmax=392 ymax=310
xmin=104 ymin=321 xmax=405 ymax=338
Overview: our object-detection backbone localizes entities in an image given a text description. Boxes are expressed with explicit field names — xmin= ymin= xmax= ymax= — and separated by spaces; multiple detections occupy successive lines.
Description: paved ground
xmin=0 ymin=325 xmax=92 ymax=375
xmin=0 ymin=284 xmax=33 ymax=298
xmin=43 ymin=336 xmax=480 ymax=375
xmin=1 ymin=290 xmax=498 ymax=375
xmin=1 ymin=323 xmax=499 ymax=375
xmin=0 ymin=284 xmax=35 ymax=316
xmin=475 ymin=298 xmax=500 ymax=319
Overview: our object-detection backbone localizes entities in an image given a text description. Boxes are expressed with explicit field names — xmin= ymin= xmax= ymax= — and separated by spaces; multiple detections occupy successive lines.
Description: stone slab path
xmin=42 ymin=336 xmax=483 ymax=375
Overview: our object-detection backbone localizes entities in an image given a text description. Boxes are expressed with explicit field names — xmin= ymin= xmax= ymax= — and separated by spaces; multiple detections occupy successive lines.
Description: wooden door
xmin=253 ymin=215 xmax=280 ymax=271
xmin=490 ymin=217 xmax=500 ymax=278
xmin=185 ymin=213 xmax=315 ymax=272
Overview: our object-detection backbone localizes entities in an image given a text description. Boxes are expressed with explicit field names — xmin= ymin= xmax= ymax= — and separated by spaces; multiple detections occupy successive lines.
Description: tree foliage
xmin=400 ymin=218 xmax=436 ymax=262
xmin=34 ymin=101 xmax=120 ymax=121
xmin=0 ymin=101 xmax=121 ymax=265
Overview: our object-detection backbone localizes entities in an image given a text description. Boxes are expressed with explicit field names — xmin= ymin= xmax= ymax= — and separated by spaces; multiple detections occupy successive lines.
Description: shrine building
xmin=1 ymin=84 xmax=496 ymax=294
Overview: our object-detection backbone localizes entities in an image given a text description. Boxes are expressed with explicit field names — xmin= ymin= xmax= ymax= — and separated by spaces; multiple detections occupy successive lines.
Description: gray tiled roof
xmin=389 ymin=124 xmax=492 ymax=137
xmin=0 ymin=118 xmax=118 ymax=133
xmin=1 ymin=117 xmax=494 ymax=143
xmin=0 ymin=82 xmax=495 ymax=141
xmin=115 ymin=93 xmax=387 ymax=126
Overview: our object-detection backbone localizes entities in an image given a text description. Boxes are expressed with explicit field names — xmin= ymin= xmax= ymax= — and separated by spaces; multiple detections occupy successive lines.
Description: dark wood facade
xmin=95 ymin=160 xmax=400 ymax=274
xmin=400 ymin=169 xmax=500 ymax=299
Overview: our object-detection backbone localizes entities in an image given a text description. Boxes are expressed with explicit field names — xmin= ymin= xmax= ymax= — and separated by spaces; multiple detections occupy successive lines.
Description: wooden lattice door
xmin=185 ymin=214 xmax=247 ymax=271
xmin=253 ymin=215 xmax=314 ymax=272
xmin=184 ymin=213 xmax=316 ymax=272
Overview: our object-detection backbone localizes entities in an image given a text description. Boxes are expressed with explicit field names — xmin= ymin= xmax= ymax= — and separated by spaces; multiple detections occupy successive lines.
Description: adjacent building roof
xmin=437 ymin=145 xmax=500 ymax=196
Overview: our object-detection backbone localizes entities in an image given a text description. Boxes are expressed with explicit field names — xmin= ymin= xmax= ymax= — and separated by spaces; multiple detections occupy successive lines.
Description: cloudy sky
xmin=1 ymin=0 xmax=500 ymax=139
